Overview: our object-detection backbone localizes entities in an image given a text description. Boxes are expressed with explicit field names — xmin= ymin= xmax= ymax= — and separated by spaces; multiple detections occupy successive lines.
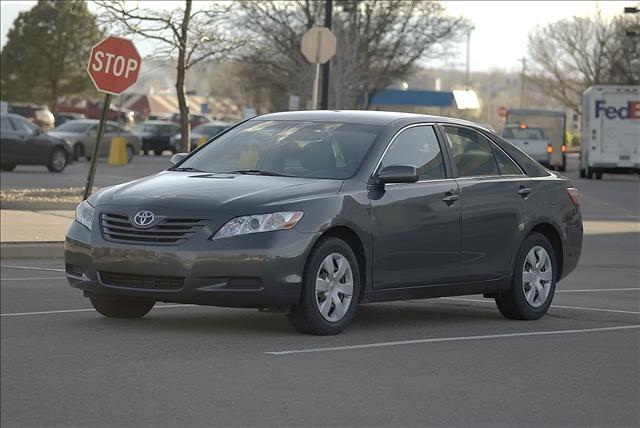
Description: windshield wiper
xmin=170 ymin=166 xmax=206 ymax=172
xmin=224 ymin=169 xmax=291 ymax=177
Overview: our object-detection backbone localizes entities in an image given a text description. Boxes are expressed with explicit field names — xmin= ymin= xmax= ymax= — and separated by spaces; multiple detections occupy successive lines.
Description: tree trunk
xmin=176 ymin=0 xmax=192 ymax=153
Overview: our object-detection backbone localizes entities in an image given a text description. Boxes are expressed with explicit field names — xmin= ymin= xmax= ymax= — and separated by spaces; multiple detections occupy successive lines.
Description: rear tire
xmin=1 ymin=164 xmax=16 ymax=172
xmin=47 ymin=147 xmax=68 ymax=172
xmin=495 ymin=232 xmax=556 ymax=320
xmin=153 ymin=150 xmax=163 ymax=156
xmin=579 ymin=169 xmax=586 ymax=178
xmin=90 ymin=297 xmax=155 ymax=318
xmin=595 ymin=171 xmax=603 ymax=180
xmin=288 ymin=237 xmax=361 ymax=335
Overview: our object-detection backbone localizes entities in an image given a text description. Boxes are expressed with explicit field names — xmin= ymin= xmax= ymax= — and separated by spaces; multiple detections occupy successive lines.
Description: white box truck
xmin=580 ymin=85 xmax=640 ymax=179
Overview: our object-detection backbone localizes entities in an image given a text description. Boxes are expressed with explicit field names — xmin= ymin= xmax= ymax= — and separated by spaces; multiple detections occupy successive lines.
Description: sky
xmin=1 ymin=0 xmax=637 ymax=73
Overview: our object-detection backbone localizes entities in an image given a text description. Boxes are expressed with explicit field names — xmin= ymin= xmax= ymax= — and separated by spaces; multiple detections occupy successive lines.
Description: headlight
xmin=75 ymin=200 xmax=95 ymax=231
xmin=213 ymin=211 xmax=304 ymax=240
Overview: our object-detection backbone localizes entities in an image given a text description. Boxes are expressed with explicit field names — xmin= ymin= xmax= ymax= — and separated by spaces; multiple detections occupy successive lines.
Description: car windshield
xmin=178 ymin=120 xmax=384 ymax=179
xmin=501 ymin=127 xmax=545 ymax=140
xmin=53 ymin=122 xmax=94 ymax=133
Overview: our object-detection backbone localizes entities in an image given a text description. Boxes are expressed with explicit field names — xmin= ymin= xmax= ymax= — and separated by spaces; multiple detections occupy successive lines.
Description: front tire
xmin=90 ymin=297 xmax=155 ymax=318
xmin=495 ymin=232 xmax=556 ymax=320
xmin=288 ymin=237 xmax=361 ymax=335
xmin=47 ymin=147 xmax=68 ymax=172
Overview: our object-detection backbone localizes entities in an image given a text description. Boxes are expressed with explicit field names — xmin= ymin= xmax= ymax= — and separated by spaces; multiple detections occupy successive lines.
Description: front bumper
xmin=65 ymin=218 xmax=319 ymax=308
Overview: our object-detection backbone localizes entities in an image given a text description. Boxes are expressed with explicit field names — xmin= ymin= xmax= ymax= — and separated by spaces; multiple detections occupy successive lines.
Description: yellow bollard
xmin=197 ymin=136 xmax=208 ymax=148
xmin=108 ymin=137 xmax=128 ymax=165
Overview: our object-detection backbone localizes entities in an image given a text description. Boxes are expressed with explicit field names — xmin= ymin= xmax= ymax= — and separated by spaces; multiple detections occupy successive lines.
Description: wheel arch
xmin=314 ymin=225 xmax=367 ymax=301
xmin=528 ymin=222 xmax=564 ymax=279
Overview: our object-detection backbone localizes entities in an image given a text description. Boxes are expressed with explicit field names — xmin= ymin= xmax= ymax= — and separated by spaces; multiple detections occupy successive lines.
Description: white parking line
xmin=266 ymin=325 xmax=640 ymax=355
xmin=0 ymin=265 xmax=65 ymax=273
xmin=0 ymin=304 xmax=197 ymax=317
xmin=556 ymin=288 xmax=640 ymax=293
xmin=1 ymin=276 xmax=67 ymax=281
xmin=442 ymin=297 xmax=640 ymax=315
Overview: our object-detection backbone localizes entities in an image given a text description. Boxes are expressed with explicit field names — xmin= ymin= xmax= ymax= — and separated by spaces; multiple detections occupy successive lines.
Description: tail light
xmin=561 ymin=144 xmax=567 ymax=153
xmin=567 ymin=187 xmax=580 ymax=206
xmin=547 ymin=144 xmax=553 ymax=153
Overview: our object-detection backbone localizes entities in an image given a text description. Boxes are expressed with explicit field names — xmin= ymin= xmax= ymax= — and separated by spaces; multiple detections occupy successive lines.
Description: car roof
xmin=61 ymin=119 xmax=119 ymax=126
xmin=255 ymin=110 xmax=489 ymax=130
xmin=138 ymin=120 xmax=180 ymax=126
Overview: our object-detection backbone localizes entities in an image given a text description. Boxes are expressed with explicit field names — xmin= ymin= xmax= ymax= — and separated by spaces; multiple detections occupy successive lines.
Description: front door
xmin=371 ymin=125 xmax=461 ymax=289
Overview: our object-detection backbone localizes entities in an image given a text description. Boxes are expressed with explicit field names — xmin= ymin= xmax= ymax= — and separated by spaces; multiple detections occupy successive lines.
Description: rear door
xmin=441 ymin=125 xmax=532 ymax=282
xmin=371 ymin=125 xmax=461 ymax=289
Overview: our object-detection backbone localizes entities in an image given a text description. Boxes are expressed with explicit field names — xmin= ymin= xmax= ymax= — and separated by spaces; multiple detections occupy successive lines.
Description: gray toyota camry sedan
xmin=65 ymin=111 xmax=583 ymax=335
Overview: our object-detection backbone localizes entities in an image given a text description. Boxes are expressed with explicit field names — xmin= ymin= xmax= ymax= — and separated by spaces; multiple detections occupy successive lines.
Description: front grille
xmin=100 ymin=212 xmax=208 ymax=245
xmin=100 ymin=271 xmax=184 ymax=290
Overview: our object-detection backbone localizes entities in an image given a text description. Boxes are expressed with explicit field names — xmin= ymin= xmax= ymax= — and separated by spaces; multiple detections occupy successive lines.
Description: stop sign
xmin=87 ymin=35 xmax=141 ymax=95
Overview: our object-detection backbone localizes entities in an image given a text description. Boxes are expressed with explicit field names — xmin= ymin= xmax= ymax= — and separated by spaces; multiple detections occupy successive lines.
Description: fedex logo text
xmin=595 ymin=100 xmax=640 ymax=120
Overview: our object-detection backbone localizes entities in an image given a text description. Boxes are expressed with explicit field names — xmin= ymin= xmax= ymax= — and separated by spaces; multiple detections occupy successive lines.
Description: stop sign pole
xmin=301 ymin=27 xmax=336 ymax=109
xmin=83 ymin=35 xmax=141 ymax=200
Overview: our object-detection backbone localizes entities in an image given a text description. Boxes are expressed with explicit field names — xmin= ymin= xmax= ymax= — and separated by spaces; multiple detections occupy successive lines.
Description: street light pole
xmin=465 ymin=29 xmax=472 ymax=90
xmin=320 ymin=0 xmax=333 ymax=110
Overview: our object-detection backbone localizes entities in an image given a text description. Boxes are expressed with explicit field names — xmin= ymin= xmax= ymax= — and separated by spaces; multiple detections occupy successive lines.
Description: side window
xmin=493 ymin=144 xmax=523 ymax=175
xmin=10 ymin=117 xmax=39 ymax=135
xmin=380 ymin=126 xmax=446 ymax=180
xmin=443 ymin=126 xmax=499 ymax=177
xmin=105 ymin=124 xmax=119 ymax=133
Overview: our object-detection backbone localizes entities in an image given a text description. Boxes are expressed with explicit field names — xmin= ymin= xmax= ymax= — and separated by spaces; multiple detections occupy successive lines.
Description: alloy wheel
xmin=522 ymin=246 xmax=553 ymax=308
xmin=315 ymin=253 xmax=354 ymax=322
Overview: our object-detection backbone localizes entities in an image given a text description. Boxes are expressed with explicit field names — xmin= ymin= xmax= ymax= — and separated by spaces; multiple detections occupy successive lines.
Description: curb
xmin=1 ymin=242 xmax=64 ymax=260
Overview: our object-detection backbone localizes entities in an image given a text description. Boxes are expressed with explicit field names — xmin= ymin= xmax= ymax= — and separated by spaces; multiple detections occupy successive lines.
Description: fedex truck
xmin=580 ymin=85 xmax=640 ymax=179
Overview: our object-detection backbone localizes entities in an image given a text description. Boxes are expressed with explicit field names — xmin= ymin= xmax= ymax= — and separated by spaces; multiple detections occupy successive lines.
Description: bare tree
xmin=235 ymin=1 xmax=470 ymax=110
xmin=95 ymin=0 xmax=244 ymax=152
xmin=527 ymin=10 xmax=639 ymax=114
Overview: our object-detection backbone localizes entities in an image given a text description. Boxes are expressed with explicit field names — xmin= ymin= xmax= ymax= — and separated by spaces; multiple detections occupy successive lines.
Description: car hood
xmin=90 ymin=171 xmax=342 ymax=214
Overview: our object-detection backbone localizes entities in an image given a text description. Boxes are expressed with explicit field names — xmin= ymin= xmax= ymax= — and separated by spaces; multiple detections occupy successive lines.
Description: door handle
xmin=442 ymin=193 xmax=460 ymax=205
xmin=517 ymin=186 xmax=532 ymax=198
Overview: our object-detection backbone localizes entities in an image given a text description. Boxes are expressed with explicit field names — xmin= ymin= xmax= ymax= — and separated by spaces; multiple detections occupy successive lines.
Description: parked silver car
xmin=49 ymin=119 xmax=142 ymax=162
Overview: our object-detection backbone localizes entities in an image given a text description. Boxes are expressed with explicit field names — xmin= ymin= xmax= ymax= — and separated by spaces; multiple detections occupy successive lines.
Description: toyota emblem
xmin=133 ymin=210 xmax=155 ymax=228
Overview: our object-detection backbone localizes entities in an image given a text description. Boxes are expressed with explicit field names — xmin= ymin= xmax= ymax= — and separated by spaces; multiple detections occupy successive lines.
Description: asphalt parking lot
xmin=1 ymin=156 xmax=639 ymax=427
xmin=0 ymin=155 xmax=172 ymax=190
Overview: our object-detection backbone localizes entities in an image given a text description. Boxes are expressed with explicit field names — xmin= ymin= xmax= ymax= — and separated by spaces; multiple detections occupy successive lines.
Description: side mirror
xmin=170 ymin=153 xmax=188 ymax=166
xmin=374 ymin=165 xmax=419 ymax=185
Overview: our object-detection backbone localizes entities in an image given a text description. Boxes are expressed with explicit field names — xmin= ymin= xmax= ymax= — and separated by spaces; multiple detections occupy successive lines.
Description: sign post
xmin=301 ymin=27 xmax=336 ymax=110
xmin=83 ymin=35 xmax=141 ymax=200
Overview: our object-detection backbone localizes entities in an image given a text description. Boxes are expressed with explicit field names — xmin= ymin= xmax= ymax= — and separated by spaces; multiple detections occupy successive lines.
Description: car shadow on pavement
xmin=73 ymin=300 xmax=502 ymax=336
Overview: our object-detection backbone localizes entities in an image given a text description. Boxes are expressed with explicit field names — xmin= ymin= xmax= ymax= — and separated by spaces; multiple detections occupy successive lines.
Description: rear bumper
xmin=65 ymin=220 xmax=319 ymax=308
xmin=560 ymin=218 xmax=583 ymax=281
